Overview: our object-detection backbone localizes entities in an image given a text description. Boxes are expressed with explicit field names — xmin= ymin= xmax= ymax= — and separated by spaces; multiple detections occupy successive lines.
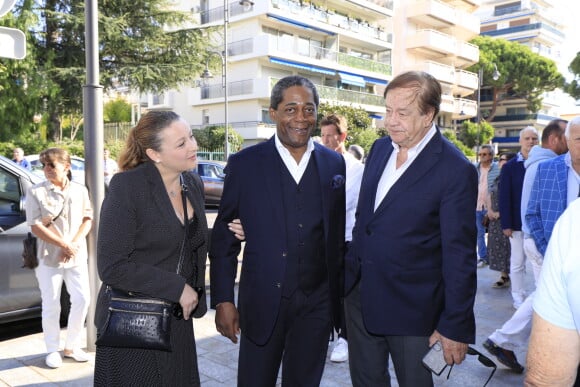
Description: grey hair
xmin=565 ymin=116 xmax=580 ymax=139
xmin=520 ymin=126 xmax=538 ymax=140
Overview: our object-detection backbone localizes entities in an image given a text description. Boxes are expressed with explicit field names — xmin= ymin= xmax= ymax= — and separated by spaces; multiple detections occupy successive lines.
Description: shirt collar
xmin=392 ymin=123 xmax=437 ymax=157
xmin=274 ymin=133 xmax=315 ymax=162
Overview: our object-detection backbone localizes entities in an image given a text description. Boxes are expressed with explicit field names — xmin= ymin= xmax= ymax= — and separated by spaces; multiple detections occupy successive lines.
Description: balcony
xmin=416 ymin=61 xmax=455 ymax=85
xmin=406 ymin=0 xmax=480 ymax=40
xmin=228 ymin=35 xmax=391 ymax=78
xmin=454 ymin=69 xmax=478 ymax=96
xmin=269 ymin=0 xmax=391 ymax=46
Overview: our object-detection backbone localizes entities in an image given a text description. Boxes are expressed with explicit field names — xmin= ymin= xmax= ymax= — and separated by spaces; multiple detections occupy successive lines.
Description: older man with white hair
xmin=498 ymin=126 xmax=539 ymax=309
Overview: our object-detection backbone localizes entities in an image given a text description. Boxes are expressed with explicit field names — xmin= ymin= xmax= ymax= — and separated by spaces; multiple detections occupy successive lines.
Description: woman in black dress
xmin=94 ymin=111 xmax=208 ymax=386
xmin=486 ymin=152 xmax=516 ymax=288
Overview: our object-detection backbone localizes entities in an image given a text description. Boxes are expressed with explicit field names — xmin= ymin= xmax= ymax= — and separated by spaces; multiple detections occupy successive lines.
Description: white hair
xmin=519 ymin=126 xmax=538 ymax=140
xmin=565 ymin=116 xmax=580 ymax=139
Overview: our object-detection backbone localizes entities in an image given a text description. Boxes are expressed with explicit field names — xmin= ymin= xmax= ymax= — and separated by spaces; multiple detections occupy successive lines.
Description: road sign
xmin=0 ymin=0 xmax=16 ymax=17
xmin=0 ymin=27 xmax=26 ymax=59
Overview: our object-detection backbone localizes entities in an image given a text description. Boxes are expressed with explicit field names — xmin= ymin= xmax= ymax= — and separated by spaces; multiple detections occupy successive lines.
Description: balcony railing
xmin=270 ymin=77 xmax=384 ymax=108
xmin=270 ymin=0 xmax=391 ymax=43
xmin=228 ymin=37 xmax=391 ymax=76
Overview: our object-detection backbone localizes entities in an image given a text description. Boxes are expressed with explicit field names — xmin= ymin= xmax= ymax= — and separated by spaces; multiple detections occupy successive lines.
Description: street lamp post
xmin=476 ymin=64 xmax=500 ymax=162
xmin=200 ymin=1 xmax=255 ymax=162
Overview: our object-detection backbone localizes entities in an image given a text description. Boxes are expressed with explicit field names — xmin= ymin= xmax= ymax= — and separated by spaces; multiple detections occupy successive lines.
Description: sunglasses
xmin=499 ymin=158 xmax=508 ymax=161
xmin=478 ymin=153 xmax=490 ymax=156
xmin=41 ymin=162 xmax=57 ymax=169
xmin=172 ymin=286 xmax=204 ymax=320
xmin=441 ymin=346 xmax=496 ymax=387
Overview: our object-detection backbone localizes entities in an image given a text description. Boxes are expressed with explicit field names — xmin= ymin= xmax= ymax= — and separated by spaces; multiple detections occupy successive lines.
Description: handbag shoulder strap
xmin=44 ymin=182 xmax=70 ymax=227
xmin=176 ymin=174 xmax=188 ymax=275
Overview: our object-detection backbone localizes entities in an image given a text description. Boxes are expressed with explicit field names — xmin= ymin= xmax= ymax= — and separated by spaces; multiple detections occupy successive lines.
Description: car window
xmin=0 ymin=168 xmax=22 ymax=229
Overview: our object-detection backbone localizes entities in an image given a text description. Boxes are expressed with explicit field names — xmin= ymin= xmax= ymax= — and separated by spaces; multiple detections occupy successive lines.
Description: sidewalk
xmin=0 ymin=263 xmax=534 ymax=386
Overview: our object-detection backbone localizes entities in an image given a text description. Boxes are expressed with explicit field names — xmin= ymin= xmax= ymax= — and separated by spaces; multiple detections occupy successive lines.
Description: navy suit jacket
xmin=345 ymin=129 xmax=477 ymax=343
xmin=210 ymin=137 xmax=346 ymax=346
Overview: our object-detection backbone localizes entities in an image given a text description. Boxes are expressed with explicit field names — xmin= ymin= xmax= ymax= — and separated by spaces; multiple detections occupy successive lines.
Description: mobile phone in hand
xmin=422 ymin=341 xmax=448 ymax=375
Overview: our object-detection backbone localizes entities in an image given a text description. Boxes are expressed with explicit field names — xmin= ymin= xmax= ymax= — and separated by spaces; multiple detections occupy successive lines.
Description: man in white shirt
xmin=320 ymin=114 xmax=364 ymax=363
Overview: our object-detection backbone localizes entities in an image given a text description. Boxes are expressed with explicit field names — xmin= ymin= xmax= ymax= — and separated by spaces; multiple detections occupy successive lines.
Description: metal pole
xmin=223 ymin=0 xmax=229 ymax=160
xmin=84 ymin=0 xmax=105 ymax=351
xmin=476 ymin=67 xmax=482 ymax=163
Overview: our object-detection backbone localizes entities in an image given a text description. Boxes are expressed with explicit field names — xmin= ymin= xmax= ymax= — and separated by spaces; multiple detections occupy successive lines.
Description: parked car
xmin=27 ymin=154 xmax=85 ymax=184
xmin=195 ymin=160 xmax=226 ymax=206
xmin=0 ymin=155 xmax=69 ymax=324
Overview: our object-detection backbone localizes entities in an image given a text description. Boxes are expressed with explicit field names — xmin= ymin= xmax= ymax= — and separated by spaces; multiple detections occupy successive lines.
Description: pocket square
xmin=332 ymin=174 xmax=345 ymax=189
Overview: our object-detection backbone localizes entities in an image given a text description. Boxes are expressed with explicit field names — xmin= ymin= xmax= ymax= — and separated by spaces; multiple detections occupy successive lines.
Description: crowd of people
xmin=16 ymin=71 xmax=580 ymax=386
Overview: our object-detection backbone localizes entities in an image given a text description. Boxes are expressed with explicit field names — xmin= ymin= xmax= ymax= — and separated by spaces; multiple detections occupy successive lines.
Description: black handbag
xmin=21 ymin=232 xmax=38 ymax=269
xmin=21 ymin=205 xmax=65 ymax=269
xmin=96 ymin=178 xmax=189 ymax=351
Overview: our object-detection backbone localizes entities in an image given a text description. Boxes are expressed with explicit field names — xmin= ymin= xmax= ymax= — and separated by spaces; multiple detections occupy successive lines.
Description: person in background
xmin=475 ymin=144 xmax=500 ymax=268
xmin=486 ymin=152 xmax=516 ymax=288
xmin=103 ymin=148 xmax=118 ymax=186
xmin=210 ymin=75 xmax=346 ymax=386
xmin=499 ymin=126 xmax=539 ymax=309
xmin=12 ymin=147 xmax=31 ymax=170
xmin=526 ymin=198 xmax=580 ymax=386
xmin=25 ymin=148 xmax=93 ymax=368
xmin=94 ymin=111 xmax=208 ymax=386
xmin=483 ymin=118 xmax=574 ymax=374
xmin=348 ymin=144 xmax=365 ymax=162
xmin=320 ymin=113 xmax=364 ymax=363
xmin=344 ymin=71 xmax=477 ymax=386
xmin=520 ymin=119 xmax=568 ymax=281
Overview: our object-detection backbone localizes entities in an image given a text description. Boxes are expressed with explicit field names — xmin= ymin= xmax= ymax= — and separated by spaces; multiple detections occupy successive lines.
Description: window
xmin=0 ymin=169 xmax=20 ymax=218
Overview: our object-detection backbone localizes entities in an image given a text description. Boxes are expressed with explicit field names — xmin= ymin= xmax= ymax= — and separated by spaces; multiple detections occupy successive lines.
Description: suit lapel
xmin=312 ymin=144 xmax=331 ymax=238
xmin=261 ymin=138 xmax=286 ymax=236
xmin=373 ymin=130 xmax=443 ymax=216
xmin=144 ymin=162 xmax=178 ymax=227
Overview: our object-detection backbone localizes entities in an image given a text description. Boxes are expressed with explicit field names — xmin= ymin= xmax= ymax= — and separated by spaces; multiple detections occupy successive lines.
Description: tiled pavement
xmin=0 ymin=261 xmax=535 ymax=386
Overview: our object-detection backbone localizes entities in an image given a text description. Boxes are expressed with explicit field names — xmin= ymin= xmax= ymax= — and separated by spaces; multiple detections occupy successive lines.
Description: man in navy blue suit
xmin=344 ymin=71 xmax=478 ymax=386
xmin=210 ymin=75 xmax=346 ymax=386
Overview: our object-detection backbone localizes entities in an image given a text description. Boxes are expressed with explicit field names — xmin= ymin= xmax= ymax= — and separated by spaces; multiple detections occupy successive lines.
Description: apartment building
xmin=392 ymin=0 xmax=481 ymax=132
xmin=143 ymin=0 xmax=392 ymax=148
xmin=478 ymin=0 xmax=566 ymax=150
xmin=138 ymin=0 xmax=485 ymax=150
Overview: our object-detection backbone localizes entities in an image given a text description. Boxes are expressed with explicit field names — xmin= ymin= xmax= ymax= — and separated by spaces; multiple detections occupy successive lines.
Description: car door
xmin=0 ymin=157 xmax=42 ymax=323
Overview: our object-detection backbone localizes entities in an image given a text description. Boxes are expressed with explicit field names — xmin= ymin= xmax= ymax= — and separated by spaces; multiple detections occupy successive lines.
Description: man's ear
xmin=269 ymin=108 xmax=277 ymax=122
xmin=339 ymin=132 xmax=348 ymax=143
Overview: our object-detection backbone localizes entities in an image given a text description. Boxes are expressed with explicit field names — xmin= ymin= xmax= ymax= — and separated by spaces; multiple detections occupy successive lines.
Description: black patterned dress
xmin=487 ymin=177 xmax=511 ymax=272
xmin=94 ymin=215 xmax=205 ymax=387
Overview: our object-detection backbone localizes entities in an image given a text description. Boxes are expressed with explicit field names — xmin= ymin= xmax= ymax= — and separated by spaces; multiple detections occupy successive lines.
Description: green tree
xmin=458 ymin=120 xmax=495 ymax=150
xmin=193 ymin=125 xmax=244 ymax=154
xmin=564 ymin=51 xmax=580 ymax=99
xmin=104 ymin=98 xmax=132 ymax=123
xmin=442 ymin=129 xmax=474 ymax=158
xmin=2 ymin=0 xmax=213 ymax=141
xmin=469 ymin=36 xmax=564 ymax=121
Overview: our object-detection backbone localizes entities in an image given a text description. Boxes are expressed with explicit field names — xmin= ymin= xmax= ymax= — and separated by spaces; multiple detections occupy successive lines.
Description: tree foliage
xmin=104 ymin=98 xmax=132 ymax=123
xmin=1 ymin=0 xmax=213 ymax=141
xmin=468 ymin=36 xmax=564 ymax=121
xmin=193 ymin=125 xmax=244 ymax=154
xmin=564 ymin=51 xmax=580 ymax=99
xmin=458 ymin=120 xmax=495 ymax=150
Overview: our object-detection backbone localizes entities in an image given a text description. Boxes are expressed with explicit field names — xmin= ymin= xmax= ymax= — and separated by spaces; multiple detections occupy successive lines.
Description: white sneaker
xmin=64 ymin=348 xmax=90 ymax=362
xmin=46 ymin=352 xmax=62 ymax=368
xmin=330 ymin=338 xmax=348 ymax=362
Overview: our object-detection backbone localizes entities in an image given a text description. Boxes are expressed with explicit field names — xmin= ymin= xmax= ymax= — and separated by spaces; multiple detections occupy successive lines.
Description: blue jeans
xmin=476 ymin=209 xmax=488 ymax=262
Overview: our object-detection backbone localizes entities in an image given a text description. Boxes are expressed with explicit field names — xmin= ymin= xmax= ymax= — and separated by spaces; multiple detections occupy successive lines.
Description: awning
xmin=338 ymin=72 xmax=366 ymax=87
xmin=267 ymin=14 xmax=336 ymax=36
xmin=269 ymin=57 xmax=335 ymax=76
xmin=369 ymin=114 xmax=383 ymax=119
xmin=363 ymin=76 xmax=388 ymax=85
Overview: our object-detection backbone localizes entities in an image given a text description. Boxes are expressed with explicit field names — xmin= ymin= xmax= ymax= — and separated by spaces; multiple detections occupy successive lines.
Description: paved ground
xmin=1 ymin=211 xmax=532 ymax=386
xmin=0 ymin=259 xmax=534 ymax=387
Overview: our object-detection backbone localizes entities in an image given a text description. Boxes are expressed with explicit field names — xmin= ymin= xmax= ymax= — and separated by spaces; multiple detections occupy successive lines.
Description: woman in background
xmin=26 ymin=148 xmax=93 ymax=368
xmin=486 ymin=152 xmax=517 ymax=288
xmin=94 ymin=111 xmax=208 ymax=386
